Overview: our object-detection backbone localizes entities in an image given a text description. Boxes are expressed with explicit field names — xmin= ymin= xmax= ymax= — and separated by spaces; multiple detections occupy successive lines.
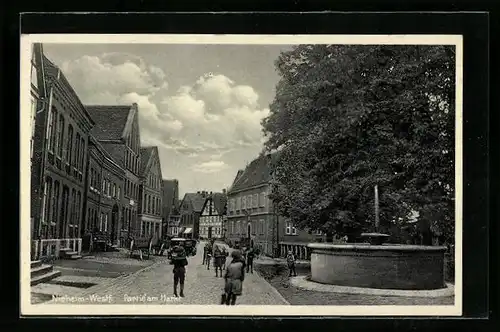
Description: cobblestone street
xmin=59 ymin=243 xmax=289 ymax=305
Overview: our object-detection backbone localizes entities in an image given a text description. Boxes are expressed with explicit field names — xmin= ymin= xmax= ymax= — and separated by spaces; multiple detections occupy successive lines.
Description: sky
xmin=43 ymin=43 xmax=294 ymax=197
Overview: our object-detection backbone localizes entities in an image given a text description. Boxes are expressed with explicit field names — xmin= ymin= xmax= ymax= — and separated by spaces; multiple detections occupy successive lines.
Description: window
xmin=52 ymin=181 xmax=60 ymax=226
xmin=107 ymin=181 xmax=111 ymax=196
xmin=100 ymin=213 xmax=104 ymax=231
xmin=75 ymin=133 xmax=81 ymax=168
xmin=102 ymin=179 xmax=106 ymax=193
xmin=57 ymin=115 xmax=65 ymax=157
xmin=48 ymin=107 xmax=57 ymax=151
xmin=285 ymin=222 xmax=297 ymax=235
xmin=260 ymin=219 xmax=264 ymax=234
xmin=104 ymin=214 xmax=108 ymax=232
xmin=80 ymin=138 xmax=85 ymax=170
xmin=236 ymin=197 xmax=241 ymax=210
xmin=253 ymin=194 xmax=258 ymax=208
xmin=42 ymin=178 xmax=52 ymax=225
xmin=66 ymin=125 xmax=73 ymax=165
xmin=260 ymin=192 xmax=266 ymax=207
xmin=112 ymin=184 xmax=116 ymax=198
xmin=242 ymin=196 xmax=246 ymax=210
xmin=117 ymin=186 xmax=121 ymax=199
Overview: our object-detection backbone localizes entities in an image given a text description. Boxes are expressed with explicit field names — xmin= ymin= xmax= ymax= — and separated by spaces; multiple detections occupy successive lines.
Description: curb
xmin=290 ymin=276 xmax=455 ymax=298
xmin=253 ymin=270 xmax=290 ymax=305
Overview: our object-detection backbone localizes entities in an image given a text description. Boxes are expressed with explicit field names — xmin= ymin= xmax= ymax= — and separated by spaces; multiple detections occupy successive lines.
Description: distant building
xmin=138 ymin=146 xmax=163 ymax=239
xmin=162 ymin=179 xmax=180 ymax=236
xmin=85 ymin=104 xmax=142 ymax=244
xmin=226 ymin=153 xmax=321 ymax=258
xmin=199 ymin=191 xmax=227 ymax=240
xmin=178 ymin=191 xmax=207 ymax=239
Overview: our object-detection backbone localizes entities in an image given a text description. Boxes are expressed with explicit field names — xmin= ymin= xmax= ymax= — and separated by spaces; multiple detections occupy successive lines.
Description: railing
xmin=31 ymin=238 xmax=82 ymax=260
xmin=279 ymin=242 xmax=311 ymax=260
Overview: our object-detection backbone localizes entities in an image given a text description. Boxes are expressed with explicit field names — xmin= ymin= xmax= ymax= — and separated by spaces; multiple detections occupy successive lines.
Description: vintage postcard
xmin=20 ymin=34 xmax=462 ymax=316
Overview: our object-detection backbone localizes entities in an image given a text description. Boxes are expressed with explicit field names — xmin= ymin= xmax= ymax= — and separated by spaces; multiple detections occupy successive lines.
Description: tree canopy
xmin=262 ymin=45 xmax=455 ymax=244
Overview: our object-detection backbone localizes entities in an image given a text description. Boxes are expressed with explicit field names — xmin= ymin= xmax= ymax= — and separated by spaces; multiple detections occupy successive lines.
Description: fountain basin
xmin=307 ymin=243 xmax=447 ymax=290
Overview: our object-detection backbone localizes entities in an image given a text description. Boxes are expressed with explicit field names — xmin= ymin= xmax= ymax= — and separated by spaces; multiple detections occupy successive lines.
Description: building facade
xmin=162 ymin=179 xmax=180 ymax=236
xmin=85 ymin=104 xmax=142 ymax=244
xmin=32 ymin=54 xmax=94 ymax=259
xmin=226 ymin=154 xmax=321 ymax=258
xmin=83 ymin=136 xmax=125 ymax=247
xmin=178 ymin=191 xmax=207 ymax=239
xmin=138 ymin=147 xmax=163 ymax=239
xmin=30 ymin=43 xmax=47 ymax=242
xmin=199 ymin=192 xmax=227 ymax=240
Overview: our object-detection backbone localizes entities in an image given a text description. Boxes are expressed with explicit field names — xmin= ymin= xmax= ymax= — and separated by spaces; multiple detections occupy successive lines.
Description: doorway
xmin=111 ymin=204 xmax=118 ymax=245
xmin=247 ymin=223 xmax=251 ymax=239
xmin=208 ymin=226 xmax=213 ymax=239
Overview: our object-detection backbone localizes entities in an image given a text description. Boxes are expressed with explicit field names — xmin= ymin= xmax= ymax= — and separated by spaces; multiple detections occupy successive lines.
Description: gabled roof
xmin=99 ymin=142 xmax=125 ymax=168
xmin=85 ymin=105 xmax=134 ymax=141
xmin=200 ymin=192 xmax=227 ymax=215
xmin=140 ymin=146 xmax=155 ymax=175
xmin=229 ymin=153 xmax=278 ymax=193
xmin=212 ymin=193 xmax=227 ymax=215
xmin=42 ymin=54 xmax=95 ymax=128
xmin=182 ymin=193 xmax=207 ymax=213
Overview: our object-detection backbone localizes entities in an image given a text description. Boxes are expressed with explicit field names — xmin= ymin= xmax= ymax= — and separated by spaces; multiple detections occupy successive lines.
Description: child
xmin=286 ymin=250 xmax=297 ymax=277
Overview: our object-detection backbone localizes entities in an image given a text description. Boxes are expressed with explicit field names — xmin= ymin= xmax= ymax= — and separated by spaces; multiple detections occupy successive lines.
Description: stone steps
xmin=31 ymin=269 xmax=62 ymax=286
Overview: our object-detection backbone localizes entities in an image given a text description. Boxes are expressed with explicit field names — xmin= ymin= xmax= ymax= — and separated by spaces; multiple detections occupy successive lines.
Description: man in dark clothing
xmin=246 ymin=247 xmax=255 ymax=273
xmin=172 ymin=245 xmax=188 ymax=297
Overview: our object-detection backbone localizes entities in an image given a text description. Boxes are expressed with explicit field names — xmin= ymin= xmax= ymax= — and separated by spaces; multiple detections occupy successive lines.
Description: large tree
xmin=263 ymin=44 xmax=455 ymax=244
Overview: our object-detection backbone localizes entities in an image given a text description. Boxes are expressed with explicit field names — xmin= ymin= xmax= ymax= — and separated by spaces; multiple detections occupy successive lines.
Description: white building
xmin=199 ymin=191 xmax=227 ymax=239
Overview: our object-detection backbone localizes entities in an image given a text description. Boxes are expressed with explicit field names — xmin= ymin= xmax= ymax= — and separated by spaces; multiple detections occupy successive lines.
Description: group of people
xmin=170 ymin=239 xmax=298 ymax=304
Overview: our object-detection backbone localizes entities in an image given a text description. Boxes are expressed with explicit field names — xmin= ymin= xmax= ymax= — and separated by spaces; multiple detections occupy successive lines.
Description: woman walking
xmin=221 ymin=250 xmax=246 ymax=305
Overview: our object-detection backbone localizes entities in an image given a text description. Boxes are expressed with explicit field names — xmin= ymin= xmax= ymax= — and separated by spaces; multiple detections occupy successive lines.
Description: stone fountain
xmin=307 ymin=185 xmax=448 ymax=290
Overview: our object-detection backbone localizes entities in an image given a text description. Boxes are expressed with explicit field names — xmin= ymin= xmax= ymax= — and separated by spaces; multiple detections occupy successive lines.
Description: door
xmin=208 ymin=226 xmax=213 ymax=239
xmin=111 ymin=205 xmax=118 ymax=244
xmin=247 ymin=223 xmax=251 ymax=239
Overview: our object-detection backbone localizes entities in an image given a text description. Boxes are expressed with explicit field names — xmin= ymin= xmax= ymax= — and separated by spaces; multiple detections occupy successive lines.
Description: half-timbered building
xmin=199 ymin=192 xmax=227 ymax=240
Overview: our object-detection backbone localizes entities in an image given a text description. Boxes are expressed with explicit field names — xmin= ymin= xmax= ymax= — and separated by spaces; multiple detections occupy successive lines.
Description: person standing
xmin=286 ymin=250 xmax=297 ymax=277
xmin=222 ymin=250 xmax=246 ymax=305
xmin=245 ymin=246 xmax=255 ymax=274
xmin=172 ymin=245 xmax=188 ymax=297
xmin=213 ymin=244 xmax=225 ymax=277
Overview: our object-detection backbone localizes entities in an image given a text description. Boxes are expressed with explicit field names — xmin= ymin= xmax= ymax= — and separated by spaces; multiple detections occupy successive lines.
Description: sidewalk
xmin=54 ymin=243 xmax=289 ymax=305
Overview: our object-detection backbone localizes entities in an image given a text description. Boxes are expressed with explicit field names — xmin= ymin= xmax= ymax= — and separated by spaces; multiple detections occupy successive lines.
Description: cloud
xmin=59 ymin=53 xmax=269 ymax=194
xmin=191 ymin=160 xmax=230 ymax=174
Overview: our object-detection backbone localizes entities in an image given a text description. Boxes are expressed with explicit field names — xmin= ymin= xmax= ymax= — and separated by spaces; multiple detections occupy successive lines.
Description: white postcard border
xmin=20 ymin=34 xmax=463 ymax=316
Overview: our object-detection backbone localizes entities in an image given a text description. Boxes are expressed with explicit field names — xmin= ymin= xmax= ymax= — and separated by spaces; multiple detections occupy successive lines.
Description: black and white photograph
xmin=21 ymin=34 xmax=462 ymax=316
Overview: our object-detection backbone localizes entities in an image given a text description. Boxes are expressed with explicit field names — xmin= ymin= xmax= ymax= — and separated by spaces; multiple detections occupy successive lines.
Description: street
xmin=53 ymin=242 xmax=289 ymax=305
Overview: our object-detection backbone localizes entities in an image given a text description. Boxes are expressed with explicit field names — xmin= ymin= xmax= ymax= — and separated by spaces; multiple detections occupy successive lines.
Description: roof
xmin=99 ymin=142 xmax=125 ymax=168
xmin=210 ymin=193 xmax=227 ymax=215
xmin=42 ymin=54 xmax=95 ymax=127
xmin=183 ymin=193 xmax=207 ymax=213
xmin=140 ymin=147 xmax=155 ymax=175
xmin=85 ymin=105 xmax=133 ymax=140
xmin=229 ymin=153 xmax=278 ymax=193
